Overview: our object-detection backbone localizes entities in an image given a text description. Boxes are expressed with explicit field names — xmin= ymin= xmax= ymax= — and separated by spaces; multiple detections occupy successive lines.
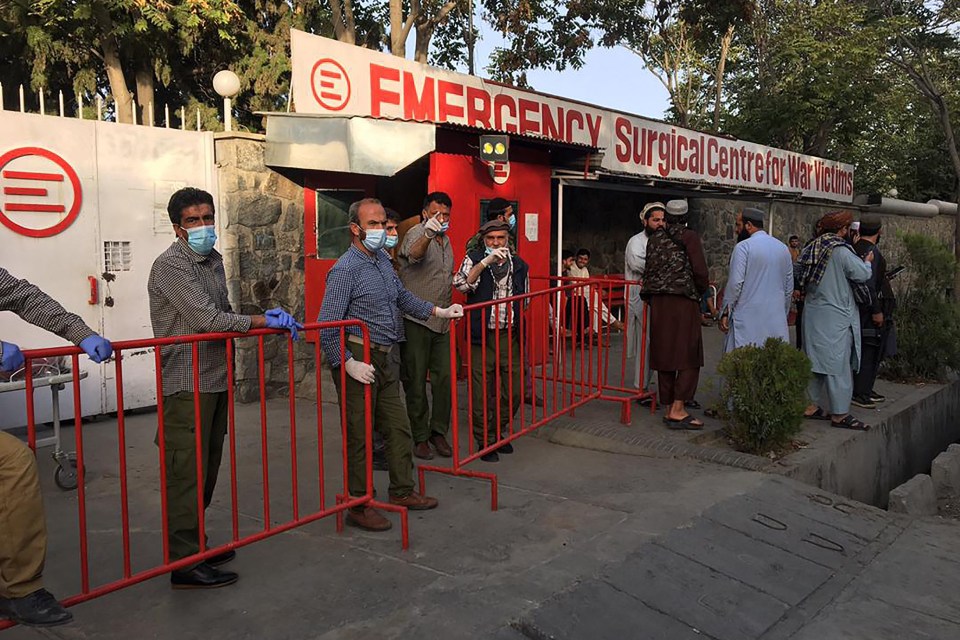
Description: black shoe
xmin=480 ymin=451 xmax=500 ymax=462
xmin=207 ymin=549 xmax=236 ymax=567
xmin=170 ymin=562 xmax=238 ymax=589
xmin=372 ymin=453 xmax=388 ymax=471
xmin=498 ymin=442 xmax=514 ymax=454
xmin=851 ymin=395 xmax=876 ymax=409
xmin=0 ymin=589 xmax=73 ymax=627
xmin=869 ymin=390 xmax=886 ymax=403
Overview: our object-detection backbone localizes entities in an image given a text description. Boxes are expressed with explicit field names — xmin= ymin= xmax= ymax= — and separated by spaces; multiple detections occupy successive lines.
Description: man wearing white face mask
xmin=398 ymin=192 xmax=455 ymax=460
xmin=319 ymin=198 xmax=463 ymax=532
xmin=148 ymin=187 xmax=302 ymax=589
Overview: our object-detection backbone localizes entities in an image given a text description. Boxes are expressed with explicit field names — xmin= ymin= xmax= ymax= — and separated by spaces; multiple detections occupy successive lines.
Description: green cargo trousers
xmin=332 ymin=344 xmax=415 ymax=499
xmin=399 ymin=319 xmax=452 ymax=444
xmin=0 ymin=431 xmax=46 ymax=598
xmin=155 ymin=391 xmax=228 ymax=562
xmin=470 ymin=329 xmax=522 ymax=448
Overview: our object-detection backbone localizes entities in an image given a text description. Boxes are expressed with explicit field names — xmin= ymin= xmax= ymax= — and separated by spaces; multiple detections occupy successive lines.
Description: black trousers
xmin=853 ymin=340 xmax=882 ymax=397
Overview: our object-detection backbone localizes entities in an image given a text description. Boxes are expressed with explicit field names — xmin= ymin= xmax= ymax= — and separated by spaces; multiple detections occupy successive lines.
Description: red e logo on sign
xmin=0 ymin=147 xmax=82 ymax=238
xmin=310 ymin=58 xmax=351 ymax=111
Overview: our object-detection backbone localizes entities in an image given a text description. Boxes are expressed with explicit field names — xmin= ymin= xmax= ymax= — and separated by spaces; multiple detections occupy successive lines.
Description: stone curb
xmin=931 ymin=443 xmax=960 ymax=500
xmin=542 ymin=421 xmax=774 ymax=472
xmin=888 ymin=474 xmax=937 ymax=516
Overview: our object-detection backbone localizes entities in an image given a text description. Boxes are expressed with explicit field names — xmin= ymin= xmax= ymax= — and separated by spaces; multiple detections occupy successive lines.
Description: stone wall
xmin=215 ymin=133 xmax=313 ymax=402
xmin=560 ymin=187 xmax=956 ymax=288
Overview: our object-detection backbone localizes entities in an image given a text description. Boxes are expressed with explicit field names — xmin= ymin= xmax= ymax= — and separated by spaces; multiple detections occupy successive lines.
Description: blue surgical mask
xmin=439 ymin=222 xmax=449 ymax=234
xmin=362 ymin=228 xmax=386 ymax=251
xmin=508 ymin=214 xmax=517 ymax=231
xmin=384 ymin=234 xmax=398 ymax=249
xmin=484 ymin=246 xmax=495 ymax=256
xmin=185 ymin=225 xmax=216 ymax=255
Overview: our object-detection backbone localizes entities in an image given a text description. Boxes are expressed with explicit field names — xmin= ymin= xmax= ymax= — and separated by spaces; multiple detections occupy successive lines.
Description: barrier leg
xmin=418 ymin=465 xmax=499 ymax=512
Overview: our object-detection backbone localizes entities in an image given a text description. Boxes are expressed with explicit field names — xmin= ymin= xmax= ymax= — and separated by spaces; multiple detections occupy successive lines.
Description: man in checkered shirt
xmin=148 ymin=187 xmax=300 ymax=590
xmin=0 ymin=268 xmax=112 ymax=627
xmin=319 ymin=197 xmax=463 ymax=533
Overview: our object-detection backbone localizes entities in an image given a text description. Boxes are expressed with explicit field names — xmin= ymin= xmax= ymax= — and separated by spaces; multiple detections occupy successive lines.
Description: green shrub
xmin=717 ymin=338 xmax=811 ymax=455
xmin=883 ymin=233 xmax=960 ymax=382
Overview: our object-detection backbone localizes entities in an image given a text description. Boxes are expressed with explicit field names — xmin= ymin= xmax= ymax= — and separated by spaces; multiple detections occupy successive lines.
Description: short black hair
xmin=423 ymin=192 xmax=452 ymax=210
xmin=385 ymin=207 xmax=399 ymax=221
xmin=167 ymin=187 xmax=214 ymax=225
xmin=487 ymin=197 xmax=511 ymax=221
xmin=562 ymin=249 xmax=575 ymax=261
xmin=576 ymin=248 xmax=590 ymax=258
xmin=789 ymin=234 xmax=799 ymax=241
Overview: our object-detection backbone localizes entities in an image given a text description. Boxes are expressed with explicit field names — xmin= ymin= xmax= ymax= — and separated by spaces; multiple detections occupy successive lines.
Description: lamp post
xmin=212 ymin=70 xmax=241 ymax=132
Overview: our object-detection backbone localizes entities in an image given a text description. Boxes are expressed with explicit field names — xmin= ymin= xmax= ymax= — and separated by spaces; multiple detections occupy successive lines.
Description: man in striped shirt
xmin=0 ymin=267 xmax=112 ymax=627
xmin=148 ymin=187 xmax=300 ymax=589
xmin=319 ymin=198 xmax=462 ymax=532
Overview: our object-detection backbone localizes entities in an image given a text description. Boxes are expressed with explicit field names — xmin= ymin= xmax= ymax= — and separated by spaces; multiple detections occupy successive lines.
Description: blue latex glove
xmin=264 ymin=308 xmax=304 ymax=341
xmin=80 ymin=334 xmax=113 ymax=363
xmin=0 ymin=341 xmax=24 ymax=372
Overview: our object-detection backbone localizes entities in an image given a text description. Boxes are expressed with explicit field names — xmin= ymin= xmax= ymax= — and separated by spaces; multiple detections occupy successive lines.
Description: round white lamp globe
xmin=213 ymin=70 xmax=241 ymax=98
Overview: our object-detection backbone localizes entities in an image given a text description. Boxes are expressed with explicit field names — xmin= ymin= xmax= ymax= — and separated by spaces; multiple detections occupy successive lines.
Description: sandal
xmin=664 ymin=415 xmax=704 ymax=430
xmin=831 ymin=415 xmax=870 ymax=431
xmin=804 ymin=407 xmax=831 ymax=421
xmin=684 ymin=400 xmax=702 ymax=409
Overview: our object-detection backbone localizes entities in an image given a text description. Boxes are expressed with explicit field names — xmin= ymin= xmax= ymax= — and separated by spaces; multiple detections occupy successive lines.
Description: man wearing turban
xmin=796 ymin=211 xmax=874 ymax=430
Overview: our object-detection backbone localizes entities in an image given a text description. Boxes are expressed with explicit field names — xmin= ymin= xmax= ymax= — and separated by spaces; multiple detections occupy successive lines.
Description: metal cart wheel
xmin=54 ymin=456 xmax=78 ymax=491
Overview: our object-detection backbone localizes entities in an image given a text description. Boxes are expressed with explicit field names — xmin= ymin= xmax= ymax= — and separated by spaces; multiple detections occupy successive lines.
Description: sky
xmin=424 ymin=20 xmax=673 ymax=121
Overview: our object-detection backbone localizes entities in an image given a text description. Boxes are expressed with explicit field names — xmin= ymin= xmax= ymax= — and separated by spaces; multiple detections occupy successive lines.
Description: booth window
xmin=479 ymin=198 xmax=519 ymax=223
xmin=316 ymin=190 xmax=364 ymax=259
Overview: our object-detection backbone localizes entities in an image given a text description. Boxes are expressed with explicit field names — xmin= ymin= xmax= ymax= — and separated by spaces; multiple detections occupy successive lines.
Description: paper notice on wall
xmin=154 ymin=180 xmax=186 ymax=234
xmin=524 ymin=213 xmax=538 ymax=242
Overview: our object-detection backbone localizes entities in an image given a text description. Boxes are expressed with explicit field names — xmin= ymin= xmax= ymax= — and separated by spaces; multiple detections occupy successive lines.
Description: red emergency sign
xmin=0 ymin=146 xmax=82 ymax=238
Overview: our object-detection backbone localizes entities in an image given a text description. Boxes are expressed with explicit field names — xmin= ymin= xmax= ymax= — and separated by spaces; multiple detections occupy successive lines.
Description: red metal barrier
xmin=418 ymin=279 xmax=654 ymax=510
xmin=1 ymin=320 xmax=403 ymax=630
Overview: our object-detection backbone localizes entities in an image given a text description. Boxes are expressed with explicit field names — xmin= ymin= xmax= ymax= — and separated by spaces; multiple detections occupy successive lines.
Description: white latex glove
xmin=435 ymin=304 xmax=464 ymax=319
xmin=424 ymin=215 xmax=444 ymax=238
xmin=344 ymin=358 xmax=376 ymax=384
xmin=480 ymin=247 xmax=510 ymax=267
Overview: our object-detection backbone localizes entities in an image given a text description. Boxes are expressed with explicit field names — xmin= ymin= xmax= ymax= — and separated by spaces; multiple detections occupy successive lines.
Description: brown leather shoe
xmin=413 ymin=441 xmax=434 ymax=460
xmin=429 ymin=434 xmax=453 ymax=457
xmin=345 ymin=507 xmax=392 ymax=531
xmin=389 ymin=492 xmax=438 ymax=510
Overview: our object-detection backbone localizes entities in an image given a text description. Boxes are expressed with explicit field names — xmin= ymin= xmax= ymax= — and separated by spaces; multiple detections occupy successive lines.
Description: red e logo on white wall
xmin=310 ymin=58 xmax=351 ymax=111
xmin=0 ymin=147 xmax=82 ymax=238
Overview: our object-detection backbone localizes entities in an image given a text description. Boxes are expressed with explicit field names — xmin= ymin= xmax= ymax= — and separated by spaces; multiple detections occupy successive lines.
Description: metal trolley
xmin=0 ymin=369 xmax=88 ymax=490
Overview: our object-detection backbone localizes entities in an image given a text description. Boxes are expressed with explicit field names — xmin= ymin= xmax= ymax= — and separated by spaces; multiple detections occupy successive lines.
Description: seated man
xmin=453 ymin=220 xmax=529 ymax=462
xmin=566 ymin=248 xmax=624 ymax=335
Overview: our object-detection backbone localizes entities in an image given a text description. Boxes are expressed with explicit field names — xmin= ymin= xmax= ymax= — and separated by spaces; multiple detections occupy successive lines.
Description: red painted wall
xmin=428 ymin=151 xmax=552 ymax=285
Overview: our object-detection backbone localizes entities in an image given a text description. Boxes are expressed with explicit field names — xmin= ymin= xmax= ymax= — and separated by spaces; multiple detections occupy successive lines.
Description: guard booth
xmin=265 ymin=114 xmax=594 ymax=327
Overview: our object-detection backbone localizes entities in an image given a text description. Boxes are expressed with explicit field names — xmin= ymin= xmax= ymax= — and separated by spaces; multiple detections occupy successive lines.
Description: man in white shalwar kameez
xmin=719 ymin=208 xmax=793 ymax=353
xmin=798 ymin=211 xmax=873 ymax=430
xmin=624 ymin=202 xmax=666 ymax=389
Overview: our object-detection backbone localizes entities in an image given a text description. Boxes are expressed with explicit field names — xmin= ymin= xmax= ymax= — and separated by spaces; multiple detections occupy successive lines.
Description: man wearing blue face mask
xmin=398 ymin=192 xmax=455 ymax=460
xmin=319 ymin=198 xmax=463 ymax=532
xmin=148 ymin=187 xmax=302 ymax=589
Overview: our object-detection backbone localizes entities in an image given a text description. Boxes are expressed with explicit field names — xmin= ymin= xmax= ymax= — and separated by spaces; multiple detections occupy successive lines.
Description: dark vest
xmin=465 ymin=250 xmax=529 ymax=345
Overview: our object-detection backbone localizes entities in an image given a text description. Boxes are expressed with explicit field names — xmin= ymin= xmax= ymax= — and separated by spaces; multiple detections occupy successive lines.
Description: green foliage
xmin=717 ymin=338 xmax=811 ymax=455
xmin=883 ymin=233 xmax=960 ymax=382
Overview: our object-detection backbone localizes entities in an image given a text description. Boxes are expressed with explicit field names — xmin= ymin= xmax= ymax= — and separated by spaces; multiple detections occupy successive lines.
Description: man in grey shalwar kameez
xmin=720 ymin=208 xmax=793 ymax=352
xmin=797 ymin=211 xmax=873 ymax=430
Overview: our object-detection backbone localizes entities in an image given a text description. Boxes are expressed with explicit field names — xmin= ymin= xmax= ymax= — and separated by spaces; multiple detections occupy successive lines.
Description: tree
xmin=879 ymin=0 xmax=960 ymax=295
xmin=26 ymin=1 xmax=243 ymax=124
